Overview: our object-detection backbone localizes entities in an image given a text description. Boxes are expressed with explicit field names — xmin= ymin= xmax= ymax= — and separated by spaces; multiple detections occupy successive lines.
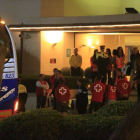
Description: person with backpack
xmin=76 ymin=78 xmax=88 ymax=114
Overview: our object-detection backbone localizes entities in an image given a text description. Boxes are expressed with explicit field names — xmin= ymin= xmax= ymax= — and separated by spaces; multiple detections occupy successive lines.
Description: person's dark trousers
xmin=77 ymin=106 xmax=87 ymax=114
xmin=98 ymin=67 xmax=107 ymax=81
xmin=113 ymin=71 xmax=116 ymax=82
xmin=53 ymin=95 xmax=57 ymax=110
xmin=117 ymin=97 xmax=129 ymax=101
xmin=18 ymin=93 xmax=27 ymax=112
xmin=91 ymin=72 xmax=98 ymax=83
xmin=89 ymin=101 xmax=102 ymax=114
xmin=56 ymin=102 xmax=68 ymax=113
xmin=41 ymin=96 xmax=46 ymax=108
xmin=37 ymin=96 xmax=44 ymax=109
xmin=137 ymin=83 xmax=140 ymax=101
xmin=71 ymin=66 xmax=81 ymax=76
xmin=107 ymin=71 xmax=111 ymax=81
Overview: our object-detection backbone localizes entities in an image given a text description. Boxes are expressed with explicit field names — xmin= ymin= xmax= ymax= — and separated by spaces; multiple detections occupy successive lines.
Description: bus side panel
xmin=0 ymin=79 xmax=18 ymax=114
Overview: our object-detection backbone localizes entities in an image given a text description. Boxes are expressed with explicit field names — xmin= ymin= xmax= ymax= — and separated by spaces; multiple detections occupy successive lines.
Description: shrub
xmin=85 ymin=67 xmax=92 ymax=79
xmin=61 ymin=67 xmax=70 ymax=76
xmin=94 ymin=101 xmax=136 ymax=117
xmin=61 ymin=115 xmax=124 ymax=140
xmin=0 ymin=109 xmax=63 ymax=140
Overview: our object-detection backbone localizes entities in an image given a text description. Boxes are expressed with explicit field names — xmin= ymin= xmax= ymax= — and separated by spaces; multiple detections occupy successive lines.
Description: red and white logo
xmin=111 ymin=86 xmax=116 ymax=92
xmin=123 ymin=83 xmax=128 ymax=89
xmin=59 ymin=87 xmax=67 ymax=95
xmin=94 ymin=84 xmax=102 ymax=92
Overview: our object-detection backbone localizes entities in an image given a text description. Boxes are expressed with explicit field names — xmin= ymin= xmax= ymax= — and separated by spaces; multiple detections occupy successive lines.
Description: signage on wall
xmin=50 ymin=59 xmax=56 ymax=64
xmin=66 ymin=49 xmax=71 ymax=57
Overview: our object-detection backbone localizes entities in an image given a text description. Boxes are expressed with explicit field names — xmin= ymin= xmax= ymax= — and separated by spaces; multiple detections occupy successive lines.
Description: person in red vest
xmin=116 ymin=78 xmax=132 ymax=101
xmin=50 ymin=68 xmax=58 ymax=90
xmin=90 ymin=49 xmax=98 ymax=82
xmin=116 ymin=47 xmax=125 ymax=69
xmin=105 ymin=78 xmax=117 ymax=104
xmin=115 ymin=68 xmax=127 ymax=85
xmin=36 ymin=74 xmax=49 ymax=109
xmin=55 ymin=78 xmax=70 ymax=115
xmin=89 ymin=75 xmax=105 ymax=113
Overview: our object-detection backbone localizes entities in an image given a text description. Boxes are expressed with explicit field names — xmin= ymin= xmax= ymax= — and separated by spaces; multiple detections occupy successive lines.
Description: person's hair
xmin=116 ymin=68 xmax=122 ymax=73
xmin=57 ymin=70 xmax=61 ymax=74
xmin=117 ymin=47 xmax=124 ymax=58
xmin=113 ymin=49 xmax=117 ymax=56
xmin=108 ymin=78 xmax=115 ymax=86
xmin=134 ymin=59 xmax=140 ymax=71
xmin=53 ymin=68 xmax=58 ymax=72
xmin=59 ymin=78 xmax=65 ymax=85
xmin=77 ymin=78 xmax=83 ymax=85
xmin=93 ymin=49 xmax=98 ymax=60
xmin=39 ymin=74 xmax=44 ymax=77
xmin=106 ymin=48 xmax=111 ymax=56
xmin=96 ymin=75 xmax=102 ymax=81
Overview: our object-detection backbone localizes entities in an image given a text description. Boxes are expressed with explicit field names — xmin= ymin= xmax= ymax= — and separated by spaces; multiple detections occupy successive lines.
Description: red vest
xmin=116 ymin=55 xmax=125 ymax=69
xmin=107 ymin=85 xmax=117 ymax=100
xmin=90 ymin=56 xmax=98 ymax=72
xmin=36 ymin=81 xmax=47 ymax=96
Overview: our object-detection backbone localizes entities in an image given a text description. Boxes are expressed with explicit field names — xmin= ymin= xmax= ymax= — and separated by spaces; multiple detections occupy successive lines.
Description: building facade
xmin=1 ymin=0 xmax=140 ymax=75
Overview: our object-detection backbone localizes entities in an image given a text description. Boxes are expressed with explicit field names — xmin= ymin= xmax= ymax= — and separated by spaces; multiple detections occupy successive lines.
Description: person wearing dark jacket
xmin=51 ymin=70 xmax=65 ymax=110
xmin=76 ymin=78 xmax=88 ymax=114
xmin=133 ymin=59 xmax=140 ymax=100
xmin=130 ymin=47 xmax=140 ymax=87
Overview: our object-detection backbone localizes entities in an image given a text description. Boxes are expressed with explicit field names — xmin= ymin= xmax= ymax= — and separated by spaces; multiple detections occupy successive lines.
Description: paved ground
xmin=25 ymin=90 xmax=138 ymax=111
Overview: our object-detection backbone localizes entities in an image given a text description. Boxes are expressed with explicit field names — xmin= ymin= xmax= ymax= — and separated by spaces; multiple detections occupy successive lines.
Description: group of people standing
xmin=19 ymin=45 xmax=140 ymax=115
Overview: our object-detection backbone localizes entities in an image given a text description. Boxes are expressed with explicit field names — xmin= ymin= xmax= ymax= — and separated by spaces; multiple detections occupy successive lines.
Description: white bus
xmin=0 ymin=21 xmax=18 ymax=118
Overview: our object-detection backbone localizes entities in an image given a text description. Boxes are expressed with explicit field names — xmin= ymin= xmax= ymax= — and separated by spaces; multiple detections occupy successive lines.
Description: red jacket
xmin=116 ymin=80 xmax=132 ymax=98
xmin=106 ymin=85 xmax=117 ymax=100
xmin=50 ymin=75 xmax=66 ymax=90
xmin=55 ymin=85 xmax=70 ymax=102
xmin=91 ymin=81 xmax=105 ymax=102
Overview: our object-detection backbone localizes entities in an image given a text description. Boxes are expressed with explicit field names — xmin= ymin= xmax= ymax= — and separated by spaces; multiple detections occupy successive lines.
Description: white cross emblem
xmin=94 ymin=84 xmax=102 ymax=92
xmin=59 ymin=87 xmax=67 ymax=95
xmin=123 ymin=83 xmax=128 ymax=89
xmin=111 ymin=86 xmax=116 ymax=92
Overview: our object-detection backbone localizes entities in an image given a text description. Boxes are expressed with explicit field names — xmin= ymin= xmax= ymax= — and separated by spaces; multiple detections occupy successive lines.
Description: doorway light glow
xmin=44 ymin=31 xmax=63 ymax=43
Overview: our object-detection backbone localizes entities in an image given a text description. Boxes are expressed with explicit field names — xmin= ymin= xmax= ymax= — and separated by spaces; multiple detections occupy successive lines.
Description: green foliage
xmin=94 ymin=101 xmax=136 ymax=117
xmin=85 ymin=67 xmax=92 ymax=79
xmin=61 ymin=67 xmax=70 ymax=76
xmin=61 ymin=115 xmax=124 ymax=140
xmin=0 ymin=109 xmax=63 ymax=140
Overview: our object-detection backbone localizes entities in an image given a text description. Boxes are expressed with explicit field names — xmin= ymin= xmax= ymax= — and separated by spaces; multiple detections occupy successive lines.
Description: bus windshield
xmin=0 ymin=24 xmax=13 ymax=62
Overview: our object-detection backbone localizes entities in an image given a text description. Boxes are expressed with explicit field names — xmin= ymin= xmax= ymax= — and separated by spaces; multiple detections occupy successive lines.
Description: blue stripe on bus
xmin=0 ymin=79 xmax=18 ymax=111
